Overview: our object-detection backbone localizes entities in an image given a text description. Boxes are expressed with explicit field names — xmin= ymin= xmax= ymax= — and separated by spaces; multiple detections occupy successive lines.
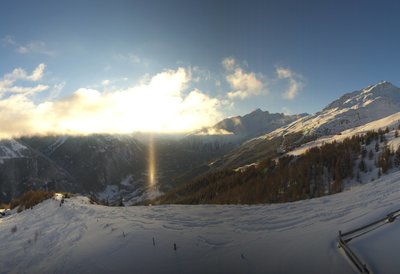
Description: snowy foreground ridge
xmin=2 ymin=173 xmax=400 ymax=274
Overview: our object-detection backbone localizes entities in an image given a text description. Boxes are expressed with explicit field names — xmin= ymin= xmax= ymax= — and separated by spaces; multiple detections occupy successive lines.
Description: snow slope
xmin=2 ymin=173 xmax=400 ymax=273
xmin=0 ymin=139 xmax=30 ymax=160
xmin=289 ymin=111 xmax=400 ymax=156
xmin=263 ymin=81 xmax=400 ymax=139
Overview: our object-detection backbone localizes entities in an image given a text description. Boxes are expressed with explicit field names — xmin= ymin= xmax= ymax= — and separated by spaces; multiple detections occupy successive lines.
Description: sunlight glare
xmin=148 ymin=134 xmax=156 ymax=187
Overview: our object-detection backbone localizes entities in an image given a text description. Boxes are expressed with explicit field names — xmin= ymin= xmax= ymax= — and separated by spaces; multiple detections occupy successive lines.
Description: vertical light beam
xmin=148 ymin=134 xmax=156 ymax=187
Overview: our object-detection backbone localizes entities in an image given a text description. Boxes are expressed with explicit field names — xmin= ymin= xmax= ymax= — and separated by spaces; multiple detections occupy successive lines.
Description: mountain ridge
xmin=195 ymin=108 xmax=307 ymax=139
xmin=207 ymin=81 xmax=400 ymax=170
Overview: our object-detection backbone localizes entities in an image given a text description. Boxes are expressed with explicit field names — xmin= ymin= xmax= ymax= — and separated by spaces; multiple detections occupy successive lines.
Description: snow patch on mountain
xmin=46 ymin=136 xmax=69 ymax=155
xmin=0 ymin=139 xmax=29 ymax=160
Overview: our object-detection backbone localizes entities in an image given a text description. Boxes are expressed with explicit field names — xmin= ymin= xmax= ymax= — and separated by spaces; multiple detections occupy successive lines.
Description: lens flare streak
xmin=148 ymin=134 xmax=156 ymax=187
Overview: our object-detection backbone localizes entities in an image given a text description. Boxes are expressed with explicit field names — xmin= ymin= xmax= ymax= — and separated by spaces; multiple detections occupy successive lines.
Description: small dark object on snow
xmin=174 ymin=243 xmax=177 ymax=251
xmin=387 ymin=214 xmax=395 ymax=223
xmin=241 ymin=254 xmax=246 ymax=260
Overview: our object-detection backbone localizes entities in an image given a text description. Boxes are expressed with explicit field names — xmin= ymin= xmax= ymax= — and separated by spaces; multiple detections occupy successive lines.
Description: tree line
xmin=154 ymin=127 xmax=400 ymax=205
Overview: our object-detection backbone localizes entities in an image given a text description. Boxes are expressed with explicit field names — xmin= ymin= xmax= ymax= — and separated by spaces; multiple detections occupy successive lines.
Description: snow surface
xmin=2 ymin=173 xmax=400 ymax=273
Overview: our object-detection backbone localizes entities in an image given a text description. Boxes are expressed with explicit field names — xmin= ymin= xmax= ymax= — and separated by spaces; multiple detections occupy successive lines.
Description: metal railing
xmin=337 ymin=209 xmax=400 ymax=273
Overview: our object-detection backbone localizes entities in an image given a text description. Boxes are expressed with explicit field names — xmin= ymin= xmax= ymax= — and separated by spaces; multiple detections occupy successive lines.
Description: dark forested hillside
xmin=154 ymin=128 xmax=399 ymax=204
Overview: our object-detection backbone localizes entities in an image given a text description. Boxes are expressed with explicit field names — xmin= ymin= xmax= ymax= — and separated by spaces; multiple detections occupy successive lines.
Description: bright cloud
xmin=0 ymin=66 xmax=223 ymax=138
xmin=222 ymin=57 xmax=265 ymax=100
xmin=28 ymin=63 xmax=46 ymax=81
xmin=0 ymin=63 xmax=48 ymax=96
xmin=276 ymin=67 xmax=304 ymax=100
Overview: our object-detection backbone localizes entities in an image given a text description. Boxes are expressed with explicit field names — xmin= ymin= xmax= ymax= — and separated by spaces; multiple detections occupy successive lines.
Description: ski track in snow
xmin=2 ymin=172 xmax=400 ymax=273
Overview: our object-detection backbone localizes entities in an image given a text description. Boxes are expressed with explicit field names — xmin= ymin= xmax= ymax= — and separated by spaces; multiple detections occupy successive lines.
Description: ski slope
xmin=2 ymin=172 xmax=400 ymax=274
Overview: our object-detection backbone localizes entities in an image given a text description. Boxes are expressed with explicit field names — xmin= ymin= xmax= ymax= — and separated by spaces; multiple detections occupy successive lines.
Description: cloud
xmin=113 ymin=53 xmax=149 ymax=66
xmin=222 ymin=57 xmax=265 ymax=100
xmin=0 ymin=64 xmax=48 ymax=96
xmin=47 ymin=81 xmax=66 ymax=100
xmin=2 ymin=36 xmax=55 ymax=56
xmin=0 ymin=66 xmax=223 ymax=138
xmin=190 ymin=66 xmax=211 ymax=83
xmin=28 ymin=63 xmax=46 ymax=81
xmin=222 ymin=57 xmax=236 ymax=71
xmin=101 ymin=79 xmax=111 ymax=86
xmin=7 ymin=85 xmax=48 ymax=95
xmin=276 ymin=67 xmax=304 ymax=100
xmin=2 ymin=35 xmax=17 ymax=46
xmin=17 ymin=41 xmax=55 ymax=56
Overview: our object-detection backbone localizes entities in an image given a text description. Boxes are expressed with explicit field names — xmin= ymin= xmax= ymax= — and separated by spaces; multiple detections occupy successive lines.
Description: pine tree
xmin=361 ymin=148 xmax=367 ymax=158
xmin=395 ymin=146 xmax=400 ymax=167
xmin=368 ymin=149 xmax=374 ymax=160
xmin=358 ymin=159 xmax=366 ymax=172
xmin=332 ymin=160 xmax=343 ymax=194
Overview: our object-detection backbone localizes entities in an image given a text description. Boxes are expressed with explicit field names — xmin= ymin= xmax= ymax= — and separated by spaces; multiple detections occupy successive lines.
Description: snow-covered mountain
xmin=0 ymin=135 xmax=148 ymax=204
xmin=20 ymin=135 xmax=149 ymax=203
xmin=3 ymin=81 xmax=400 ymax=204
xmin=195 ymin=108 xmax=306 ymax=140
xmin=0 ymin=139 xmax=31 ymax=160
xmin=271 ymin=81 xmax=400 ymax=138
xmin=0 ymin=139 xmax=77 ymax=203
xmin=211 ymin=81 xmax=400 ymax=169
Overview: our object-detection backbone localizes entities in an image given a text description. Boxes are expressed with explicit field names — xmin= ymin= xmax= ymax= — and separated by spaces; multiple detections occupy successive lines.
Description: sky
xmin=1 ymin=0 xmax=400 ymax=136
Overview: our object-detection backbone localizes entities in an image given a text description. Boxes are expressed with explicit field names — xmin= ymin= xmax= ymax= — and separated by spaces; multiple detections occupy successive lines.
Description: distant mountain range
xmin=156 ymin=81 xmax=400 ymax=204
xmin=208 ymin=81 xmax=400 ymax=170
xmin=0 ymin=109 xmax=301 ymax=203
xmin=3 ymin=81 xmax=400 ymax=205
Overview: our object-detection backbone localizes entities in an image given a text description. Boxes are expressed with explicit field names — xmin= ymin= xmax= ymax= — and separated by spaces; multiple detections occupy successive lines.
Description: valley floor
xmin=2 ymin=172 xmax=400 ymax=273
